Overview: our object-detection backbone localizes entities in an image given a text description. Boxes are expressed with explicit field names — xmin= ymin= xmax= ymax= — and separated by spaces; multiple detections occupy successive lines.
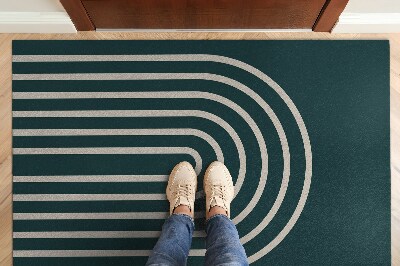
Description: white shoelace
xmin=210 ymin=185 xmax=227 ymax=201
xmin=173 ymin=184 xmax=194 ymax=201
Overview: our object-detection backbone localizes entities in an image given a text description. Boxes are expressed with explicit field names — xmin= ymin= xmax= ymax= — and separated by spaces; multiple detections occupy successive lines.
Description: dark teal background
xmin=12 ymin=40 xmax=390 ymax=265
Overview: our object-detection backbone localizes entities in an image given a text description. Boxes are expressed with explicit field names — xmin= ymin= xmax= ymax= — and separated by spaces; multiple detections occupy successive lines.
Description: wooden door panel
xmin=81 ymin=0 xmax=327 ymax=29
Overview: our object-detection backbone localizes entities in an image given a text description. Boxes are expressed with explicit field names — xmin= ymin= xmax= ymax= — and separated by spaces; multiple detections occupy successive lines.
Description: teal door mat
xmin=12 ymin=40 xmax=390 ymax=265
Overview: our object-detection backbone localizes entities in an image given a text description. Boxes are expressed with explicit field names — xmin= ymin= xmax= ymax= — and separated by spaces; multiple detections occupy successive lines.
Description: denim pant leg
xmin=146 ymin=214 xmax=194 ymax=266
xmin=205 ymin=214 xmax=249 ymax=266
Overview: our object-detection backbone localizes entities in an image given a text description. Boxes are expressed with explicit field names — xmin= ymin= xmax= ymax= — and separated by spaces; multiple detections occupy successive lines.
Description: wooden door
xmin=61 ymin=0 xmax=349 ymax=32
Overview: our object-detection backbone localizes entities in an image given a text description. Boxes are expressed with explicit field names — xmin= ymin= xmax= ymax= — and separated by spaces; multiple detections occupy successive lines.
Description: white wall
xmin=333 ymin=0 xmax=400 ymax=33
xmin=340 ymin=0 xmax=400 ymax=13
xmin=0 ymin=0 xmax=76 ymax=33
xmin=0 ymin=0 xmax=65 ymax=12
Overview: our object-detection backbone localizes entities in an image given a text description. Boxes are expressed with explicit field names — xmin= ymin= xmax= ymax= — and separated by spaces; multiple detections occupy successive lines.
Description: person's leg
xmin=203 ymin=162 xmax=249 ymax=266
xmin=146 ymin=211 xmax=194 ymax=265
xmin=205 ymin=210 xmax=248 ymax=266
xmin=146 ymin=162 xmax=197 ymax=266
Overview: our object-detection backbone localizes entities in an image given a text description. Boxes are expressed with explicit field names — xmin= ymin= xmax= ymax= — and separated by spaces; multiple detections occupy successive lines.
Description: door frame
xmin=60 ymin=0 xmax=349 ymax=32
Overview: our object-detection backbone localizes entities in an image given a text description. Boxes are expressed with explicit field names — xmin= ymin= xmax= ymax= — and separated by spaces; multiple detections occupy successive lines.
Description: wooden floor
xmin=0 ymin=32 xmax=399 ymax=265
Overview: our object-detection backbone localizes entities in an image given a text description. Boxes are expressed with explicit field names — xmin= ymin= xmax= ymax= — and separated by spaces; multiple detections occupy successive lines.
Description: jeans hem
xmin=206 ymin=213 xmax=230 ymax=224
xmin=171 ymin=213 xmax=195 ymax=226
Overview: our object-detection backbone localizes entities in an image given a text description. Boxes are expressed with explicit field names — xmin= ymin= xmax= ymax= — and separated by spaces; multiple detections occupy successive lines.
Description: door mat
xmin=12 ymin=40 xmax=390 ymax=265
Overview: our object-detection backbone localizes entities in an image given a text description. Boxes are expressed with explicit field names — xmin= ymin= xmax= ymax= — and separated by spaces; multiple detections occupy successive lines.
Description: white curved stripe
xmin=13 ymin=175 xmax=168 ymax=183
xmin=208 ymin=54 xmax=311 ymax=262
xmin=13 ymin=250 xmax=206 ymax=257
xmin=13 ymin=128 xmax=223 ymax=200
xmin=13 ymin=230 xmax=206 ymax=238
xmin=13 ymin=128 xmax=224 ymax=165
xmin=13 ymin=54 xmax=313 ymax=262
xmin=13 ymin=92 xmax=249 ymax=200
xmin=13 ymin=194 xmax=166 ymax=201
xmin=11 ymin=74 xmax=276 ymax=227
xmin=13 ymin=109 xmax=246 ymax=200
xmin=13 ymin=250 xmax=152 ymax=257
xmin=13 ymin=147 xmax=202 ymax=175
xmin=13 ymin=212 xmax=204 ymax=220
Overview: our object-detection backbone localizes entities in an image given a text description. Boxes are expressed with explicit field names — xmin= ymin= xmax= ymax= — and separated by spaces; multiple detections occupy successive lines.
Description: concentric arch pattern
xmin=12 ymin=50 xmax=312 ymax=264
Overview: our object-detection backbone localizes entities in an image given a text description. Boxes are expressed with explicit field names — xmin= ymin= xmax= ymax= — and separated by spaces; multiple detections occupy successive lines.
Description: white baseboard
xmin=333 ymin=12 xmax=400 ymax=33
xmin=0 ymin=12 xmax=76 ymax=33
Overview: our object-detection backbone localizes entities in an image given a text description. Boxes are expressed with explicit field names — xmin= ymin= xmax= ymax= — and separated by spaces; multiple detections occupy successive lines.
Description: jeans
xmin=146 ymin=214 xmax=249 ymax=266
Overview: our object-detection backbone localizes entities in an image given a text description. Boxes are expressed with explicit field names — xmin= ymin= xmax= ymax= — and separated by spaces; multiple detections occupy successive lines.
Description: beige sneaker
xmin=204 ymin=161 xmax=234 ymax=218
xmin=166 ymin=161 xmax=197 ymax=216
